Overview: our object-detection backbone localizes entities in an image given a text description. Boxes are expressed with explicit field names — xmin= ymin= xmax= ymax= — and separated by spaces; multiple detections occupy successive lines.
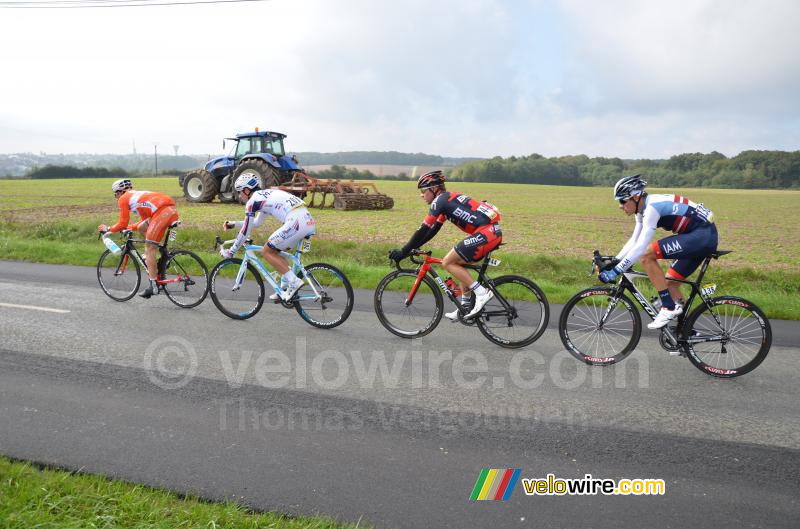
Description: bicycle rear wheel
xmin=559 ymin=287 xmax=641 ymax=364
xmin=209 ymin=258 xmax=265 ymax=320
xmin=374 ymin=270 xmax=443 ymax=338
xmin=97 ymin=249 xmax=141 ymax=302
xmin=476 ymin=275 xmax=549 ymax=348
xmin=683 ymin=296 xmax=771 ymax=378
xmin=162 ymin=250 xmax=209 ymax=308
xmin=293 ymin=263 xmax=354 ymax=329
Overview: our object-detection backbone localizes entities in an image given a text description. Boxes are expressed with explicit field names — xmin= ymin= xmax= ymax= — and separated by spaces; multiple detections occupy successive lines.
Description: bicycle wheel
xmin=683 ymin=296 xmax=772 ymax=378
xmin=476 ymin=275 xmax=549 ymax=348
xmin=293 ymin=263 xmax=354 ymax=329
xmin=97 ymin=249 xmax=141 ymax=302
xmin=374 ymin=269 xmax=443 ymax=338
xmin=162 ymin=250 xmax=209 ymax=308
xmin=559 ymin=287 xmax=641 ymax=364
xmin=209 ymin=258 xmax=265 ymax=320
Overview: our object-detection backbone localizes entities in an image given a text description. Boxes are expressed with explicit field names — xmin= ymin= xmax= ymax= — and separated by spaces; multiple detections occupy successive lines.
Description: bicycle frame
xmin=226 ymin=238 xmax=325 ymax=303
xmin=405 ymin=251 xmax=513 ymax=320
xmin=106 ymin=226 xmax=185 ymax=287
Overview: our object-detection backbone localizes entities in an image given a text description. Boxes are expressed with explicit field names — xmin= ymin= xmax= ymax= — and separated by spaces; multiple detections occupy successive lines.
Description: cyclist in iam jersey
xmin=599 ymin=174 xmax=718 ymax=329
xmin=389 ymin=170 xmax=502 ymax=321
xmin=98 ymin=179 xmax=179 ymax=299
xmin=221 ymin=174 xmax=316 ymax=302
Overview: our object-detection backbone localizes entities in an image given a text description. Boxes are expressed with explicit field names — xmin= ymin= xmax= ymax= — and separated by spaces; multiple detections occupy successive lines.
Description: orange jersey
xmin=109 ymin=191 xmax=176 ymax=232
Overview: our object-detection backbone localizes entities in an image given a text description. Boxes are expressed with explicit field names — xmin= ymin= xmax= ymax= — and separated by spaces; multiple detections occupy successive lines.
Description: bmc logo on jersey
xmin=453 ymin=207 xmax=478 ymax=224
xmin=663 ymin=240 xmax=683 ymax=255
xmin=456 ymin=195 xmax=469 ymax=204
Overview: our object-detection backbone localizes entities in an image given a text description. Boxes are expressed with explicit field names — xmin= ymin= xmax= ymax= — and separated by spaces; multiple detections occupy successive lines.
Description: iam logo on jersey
xmin=470 ymin=469 xmax=521 ymax=500
xmin=663 ymin=240 xmax=683 ymax=255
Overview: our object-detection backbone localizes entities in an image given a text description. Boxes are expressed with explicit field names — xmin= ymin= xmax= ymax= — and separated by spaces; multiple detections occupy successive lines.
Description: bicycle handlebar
xmin=215 ymin=236 xmax=253 ymax=251
xmin=591 ymin=249 xmax=618 ymax=275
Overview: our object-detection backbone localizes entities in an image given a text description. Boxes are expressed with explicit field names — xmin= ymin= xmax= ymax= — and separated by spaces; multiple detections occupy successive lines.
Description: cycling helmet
xmin=234 ymin=174 xmax=260 ymax=192
xmin=613 ymin=174 xmax=647 ymax=201
xmin=417 ymin=170 xmax=445 ymax=190
xmin=111 ymin=179 xmax=133 ymax=193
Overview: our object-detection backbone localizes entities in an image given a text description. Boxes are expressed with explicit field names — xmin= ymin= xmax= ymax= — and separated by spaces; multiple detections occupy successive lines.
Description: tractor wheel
xmin=233 ymin=160 xmax=280 ymax=195
xmin=183 ymin=169 xmax=219 ymax=203
xmin=218 ymin=175 xmax=238 ymax=203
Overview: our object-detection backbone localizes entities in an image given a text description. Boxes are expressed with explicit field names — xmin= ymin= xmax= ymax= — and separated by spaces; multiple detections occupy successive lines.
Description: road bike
xmin=558 ymin=249 xmax=772 ymax=378
xmin=373 ymin=249 xmax=549 ymax=348
xmin=209 ymin=236 xmax=353 ymax=329
xmin=97 ymin=222 xmax=209 ymax=308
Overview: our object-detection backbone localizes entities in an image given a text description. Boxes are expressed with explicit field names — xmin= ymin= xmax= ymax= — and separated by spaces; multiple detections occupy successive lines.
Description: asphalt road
xmin=1 ymin=260 xmax=798 ymax=528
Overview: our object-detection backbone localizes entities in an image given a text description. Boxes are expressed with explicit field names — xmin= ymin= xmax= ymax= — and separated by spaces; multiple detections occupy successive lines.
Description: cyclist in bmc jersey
xmin=389 ymin=170 xmax=502 ymax=320
xmin=599 ymin=174 xmax=718 ymax=329
xmin=98 ymin=179 xmax=179 ymax=299
xmin=222 ymin=174 xmax=316 ymax=302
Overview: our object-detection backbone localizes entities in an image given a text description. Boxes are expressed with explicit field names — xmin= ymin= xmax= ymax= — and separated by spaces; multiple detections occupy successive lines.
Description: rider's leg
xmin=261 ymin=245 xmax=290 ymax=275
xmin=641 ymin=243 xmax=676 ymax=310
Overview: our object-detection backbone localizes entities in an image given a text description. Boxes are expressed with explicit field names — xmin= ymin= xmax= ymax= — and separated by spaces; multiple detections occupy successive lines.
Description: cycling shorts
xmin=454 ymin=224 xmax=502 ymax=262
xmin=266 ymin=208 xmax=317 ymax=251
xmin=144 ymin=206 xmax=179 ymax=244
xmin=652 ymin=223 xmax=718 ymax=279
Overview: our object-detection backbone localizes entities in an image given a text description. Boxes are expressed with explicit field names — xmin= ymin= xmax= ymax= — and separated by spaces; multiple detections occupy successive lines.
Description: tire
xmin=476 ymin=275 xmax=549 ymax=348
xmin=683 ymin=296 xmax=772 ymax=378
xmin=233 ymin=159 xmax=280 ymax=202
xmin=183 ymin=169 xmax=219 ymax=203
xmin=559 ymin=287 xmax=641 ymax=365
xmin=209 ymin=258 xmax=265 ymax=320
xmin=293 ymin=263 xmax=354 ymax=329
xmin=374 ymin=269 xmax=443 ymax=338
xmin=97 ymin=249 xmax=141 ymax=302
xmin=162 ymin=250 xmax=209 ymax=308
xmin=218 ymin=175 xmax=238 ymax=203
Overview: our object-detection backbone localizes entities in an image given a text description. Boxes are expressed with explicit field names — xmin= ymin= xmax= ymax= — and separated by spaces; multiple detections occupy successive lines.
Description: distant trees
xmin=27 ymin=165 xmax=131 ymax=179
xmin=449 ymin=150 xmax=800 ymax=189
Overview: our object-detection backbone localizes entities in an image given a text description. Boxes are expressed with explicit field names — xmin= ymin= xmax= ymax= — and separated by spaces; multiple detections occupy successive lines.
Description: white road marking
xmin=0 ymin=302 xmax=70 ymax=314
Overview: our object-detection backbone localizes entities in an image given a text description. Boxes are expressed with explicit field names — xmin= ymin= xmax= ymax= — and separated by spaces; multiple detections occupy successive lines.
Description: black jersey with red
xmin=423 ymin=192 xmax=501 ymax=234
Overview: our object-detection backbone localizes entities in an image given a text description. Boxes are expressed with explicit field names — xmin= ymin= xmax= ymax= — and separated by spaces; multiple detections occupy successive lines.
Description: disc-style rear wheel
xmin=559 ymin=287 xmax=641 ymax=364
xmin=476 ymin=275 xmax=549 ymax=348
xmin=293 ymin=263 xmax=354 ymax=329
xmin=683 ymin=296 xmax=771 ymax=378
xmin=97 ymin=249 xmax=141 ymax=302
xmin=374 ymin=270 xmax=443 ymax=338
xmin=162 ymin=250 xmax=209 ymax=308
xmin=209 ymin=258 xmax=265 ymax=319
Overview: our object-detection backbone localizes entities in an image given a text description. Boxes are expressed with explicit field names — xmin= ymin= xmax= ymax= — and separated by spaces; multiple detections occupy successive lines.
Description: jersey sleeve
xmin=108 ymin=194 xmax=131 ymax=232
xmin=422 ymin=195 xmax=447 ymax=227
xmin=230 ymin=201 xmax=266 ymax=253
xmin=617 ymin=207 xmax=658 ymax=271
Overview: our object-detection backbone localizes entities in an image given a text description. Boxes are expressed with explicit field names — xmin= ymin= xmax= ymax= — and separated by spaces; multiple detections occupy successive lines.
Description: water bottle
xmin=103 ymin=236 xmax=122 ymax=256
xmin=445 ymin=277 xmax=462 ymax=297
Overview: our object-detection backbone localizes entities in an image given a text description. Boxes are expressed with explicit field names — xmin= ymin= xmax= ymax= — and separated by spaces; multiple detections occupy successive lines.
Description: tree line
xmin=449 ymin=150 xmax=800 ymax=189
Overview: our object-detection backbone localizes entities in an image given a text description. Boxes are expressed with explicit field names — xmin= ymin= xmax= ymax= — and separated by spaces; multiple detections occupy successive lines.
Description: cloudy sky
xmin=1 ymin=0 xmax=798 ymax=158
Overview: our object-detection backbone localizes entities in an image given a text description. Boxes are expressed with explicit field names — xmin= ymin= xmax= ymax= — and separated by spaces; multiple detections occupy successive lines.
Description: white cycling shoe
xmin=445 ymin=297 xmax=471 ymax=321
xmin=463 ymin=290 xmax=494 ymax=320
xmin=280 ymin=278 xmax=304 ymax=302
xmin=647 ymin=304 xmax=683 ymax=330
xmin=269 ymin=279 xmax=289 ymax=300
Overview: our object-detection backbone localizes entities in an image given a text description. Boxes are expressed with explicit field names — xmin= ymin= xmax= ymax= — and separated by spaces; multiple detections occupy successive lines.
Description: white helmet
xmin=112 ymin=179 xmax=133 ymax=193
xmin=613 ymin=174 xmax=647 ymax=202
xmin=234 ymin=174 xmax=260 ymax=192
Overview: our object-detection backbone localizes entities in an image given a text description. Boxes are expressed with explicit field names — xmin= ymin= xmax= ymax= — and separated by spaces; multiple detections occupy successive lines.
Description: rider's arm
xmin=107 ymin=195 xmax=131 ymax=233
xmin=616 ymin=208 xmax=658 ymax=271
xmin=401 ymin=215 xmax=444 ymax=254
xmin=615 ymin=215 xmax=643 ymax=262
xmin=229 ymin=206 xmax=267 ymax=253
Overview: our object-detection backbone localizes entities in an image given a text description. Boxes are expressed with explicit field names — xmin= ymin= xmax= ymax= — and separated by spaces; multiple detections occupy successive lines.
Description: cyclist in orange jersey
xmin=98 ymin=179 xmax=179 ymax=299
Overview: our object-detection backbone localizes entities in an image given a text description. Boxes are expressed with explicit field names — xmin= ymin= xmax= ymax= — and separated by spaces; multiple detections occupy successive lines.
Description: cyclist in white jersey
xmin=221 ymin=174 xmax=316 ymax=301
xmin=598 ymin=174 xmax=718 ymax=329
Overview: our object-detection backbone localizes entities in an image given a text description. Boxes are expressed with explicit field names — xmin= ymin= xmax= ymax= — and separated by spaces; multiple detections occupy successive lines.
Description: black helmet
xmin=613 ymin=174 xmax=647 ymax=201
xmin=417 ymin=170 xmax=445 ymax=190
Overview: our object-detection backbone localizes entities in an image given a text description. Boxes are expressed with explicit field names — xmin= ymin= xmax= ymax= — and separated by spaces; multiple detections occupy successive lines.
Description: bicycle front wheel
xmin=209 ymin=258 xmax=265 ymax=320
xmin=162 ymin=250 xmax=209 ymax=308
xmin=374 ymin=269 xmax=443 ymax=338
xmin=683 ymin=296 xmax=772 ymax=378
xmin=293 ymin=263 xmax=354 ymax=329
xmin=97 ymin=249 xmax=141 ymax=302
xmin=559 ymin=287 xmax=641 ymax=364
xmin=476 ymin=275 xmax=549 ymax=348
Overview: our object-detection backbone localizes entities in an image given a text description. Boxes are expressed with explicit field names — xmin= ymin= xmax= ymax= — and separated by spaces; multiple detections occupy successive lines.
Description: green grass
xmin=1 ymin=178 xmax=799 ymax=319
xmin=0 ymin=456 xmax=370 ymax=529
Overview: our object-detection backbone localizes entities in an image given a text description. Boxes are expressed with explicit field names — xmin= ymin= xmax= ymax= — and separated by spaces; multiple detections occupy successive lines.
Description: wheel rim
xmin=186 ymin=177 xmax=203 ymax=199
xmin=562 ymin=292 xmax=636 ymax=362
xmin=687 ymin=303 xmax=767 ymax=374
xmin=294 ymin=265 xmax=352 ymax=327
xmin=98 ymin=251 xmax=139 ymax=301
xmin=376 ymin=272 xmax=440 ymax=336
xmin=163 ymin=252 xmax=208 ymax=308
xmin=210 ymin=261 xmax=263 ymax=318
xmin=477 ymin=278 xmax=547 ymax=346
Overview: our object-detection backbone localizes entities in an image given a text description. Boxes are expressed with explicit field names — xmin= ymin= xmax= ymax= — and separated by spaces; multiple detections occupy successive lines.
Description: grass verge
xmin=2 ymin=221 xmax=798 ymax=320
xmin=0 ymin=456 xmax=369 ymax=529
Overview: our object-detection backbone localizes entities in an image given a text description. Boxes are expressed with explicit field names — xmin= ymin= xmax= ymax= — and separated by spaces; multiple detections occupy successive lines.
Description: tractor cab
xmin=226 ymin=131 xmax=288 ymax=160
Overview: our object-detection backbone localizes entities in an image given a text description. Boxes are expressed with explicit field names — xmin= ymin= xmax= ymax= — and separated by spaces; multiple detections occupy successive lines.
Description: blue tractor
xmin=181 ymin=129 xmax=302 ymax=203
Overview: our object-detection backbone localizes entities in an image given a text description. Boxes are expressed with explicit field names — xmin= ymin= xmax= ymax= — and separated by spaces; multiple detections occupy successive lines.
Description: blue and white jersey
xmin=616 ymin=194 xmax=714 ymax=271
xmin=229 ymin=189 xmax=309 ymax=253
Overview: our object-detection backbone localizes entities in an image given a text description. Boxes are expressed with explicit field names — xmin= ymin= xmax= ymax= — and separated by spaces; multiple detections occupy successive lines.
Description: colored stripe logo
xmin=470 ymin=469 xmax=521 ymax=500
